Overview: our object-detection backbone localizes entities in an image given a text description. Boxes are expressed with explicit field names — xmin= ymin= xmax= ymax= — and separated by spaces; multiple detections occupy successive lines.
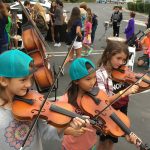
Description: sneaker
xmin=88 ymin=48 xmax=93 ymax=55
xmin=57 ymin=43 xmax=61 ymax=47
xmin=59 ymin=66 xmax=64 ymax=76
xmin=82 ymin=52 xmax=89 ymax=57
xmin=54 ymin=43 xmax=58 ymax=47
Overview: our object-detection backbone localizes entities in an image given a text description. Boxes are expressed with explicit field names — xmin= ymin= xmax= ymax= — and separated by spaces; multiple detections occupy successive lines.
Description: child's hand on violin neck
xmin=125 ymin=132 xmax=142 ymax=147
xmin=70 ymin=116 xmax=91 ymax=130
xmin=124 ymin=85 xmax=139 ymax=96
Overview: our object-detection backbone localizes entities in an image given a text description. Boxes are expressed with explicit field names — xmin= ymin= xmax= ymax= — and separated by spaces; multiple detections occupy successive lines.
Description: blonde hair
xmin=0 ymin=2 xmax=8 ymax=19
xmin=33 ymin=3 xmax=46 ymax=21
xmin=79 ymin=2 xmax=87 ymax=11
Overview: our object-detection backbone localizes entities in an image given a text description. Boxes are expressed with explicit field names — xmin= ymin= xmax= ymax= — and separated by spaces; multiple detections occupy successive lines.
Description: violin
xmin=78 ymin=87 xmax=150 ymax=150
xmin=112 ymin=66 xmax=150 ymax=90
xmin=18 ymin=0 xmax=54 ymax=92
xmin=79 ymin=87 xmax=150 ymax=150
xmin=12 ymin=90 xmax=98 ymax=128
xmin=79 ymin=87 xmax=130 ymax=137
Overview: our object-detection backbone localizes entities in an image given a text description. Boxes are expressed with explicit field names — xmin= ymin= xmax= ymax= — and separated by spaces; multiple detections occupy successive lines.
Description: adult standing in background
xmin=46 ymin=1 xmax=56 ymax=42
xmin=54 ymin=0 xmax=63 ymax=47
xmin=22 ymin=0 xmax=31 ymax=26
xmin=124 ymin=11 xmax=135 ymax=41
xmin=60 ymin=7 xmax=83 ymax=75
xmin=0 ymin=1 xmax=9 ymax=54
xmin=110 ymin=6 xmax=123 ymax=37
xmin=32 ymin=3 xmax=48 ymax=38
xmin=79 ymin=2 xmax=87 ymax=36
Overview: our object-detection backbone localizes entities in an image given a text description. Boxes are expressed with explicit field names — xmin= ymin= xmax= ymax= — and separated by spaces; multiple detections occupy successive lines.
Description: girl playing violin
xmin=0 ymin=50 xmax=89 ymax=150
xmin=96 ymin=41 xmax=139 ymax=150
xmin=59 ymin=57 xmax=139 ymax=150
xmin=59 ymin=58 xmax=97 ymax=150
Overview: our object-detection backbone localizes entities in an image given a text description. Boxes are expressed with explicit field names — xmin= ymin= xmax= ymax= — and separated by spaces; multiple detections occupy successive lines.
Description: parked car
xmin=96 ymin=0 xmax=107 ymax=3
xmin=10 ymin=1 xmax=68 ymax=22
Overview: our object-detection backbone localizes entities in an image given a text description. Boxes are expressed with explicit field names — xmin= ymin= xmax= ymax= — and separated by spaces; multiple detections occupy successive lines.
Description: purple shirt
xmin=125 ymin=18 xmax=135 ymax=40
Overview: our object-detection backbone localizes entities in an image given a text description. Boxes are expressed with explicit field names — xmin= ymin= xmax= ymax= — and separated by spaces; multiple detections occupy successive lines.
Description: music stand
xmin=99 ymin=21 xmax=112 ymax=41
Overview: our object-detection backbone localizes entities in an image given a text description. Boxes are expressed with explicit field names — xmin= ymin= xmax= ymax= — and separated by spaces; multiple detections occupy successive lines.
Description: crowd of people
xmin=0 ymin=0 xmax=150 ymax=150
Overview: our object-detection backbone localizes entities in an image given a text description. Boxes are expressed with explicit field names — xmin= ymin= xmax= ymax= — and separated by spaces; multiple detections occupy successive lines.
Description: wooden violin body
xmin=22 ymin=24 xmax=54 ymax=92
xmin=79 ymin=87 xmax=150 ymax=150
xmin=112 ymin=66 xmax=150 ymax=90
xmin=12 ymin=90 xmax=97 ymax=128
xmin=80 ymin=88 xmax=130 ymax=137
xmin=18 ymin=0 xmax=55 ymax=93
xmin=13 ymin=90 xmax=75 ymax=127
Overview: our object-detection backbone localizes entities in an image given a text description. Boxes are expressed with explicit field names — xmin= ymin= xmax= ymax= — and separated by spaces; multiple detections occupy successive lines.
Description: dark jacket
xmin=125 ymin=18 xmax=135 ymax=40
xmin=111 ymin=11 xmax=122 ymax=26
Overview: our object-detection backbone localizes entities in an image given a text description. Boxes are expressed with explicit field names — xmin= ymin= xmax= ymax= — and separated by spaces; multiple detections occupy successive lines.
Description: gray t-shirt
xmin=54 ymin=6 xmax=63 ymax=26
xmin=0 ymin=107 xmax=63 ymax=150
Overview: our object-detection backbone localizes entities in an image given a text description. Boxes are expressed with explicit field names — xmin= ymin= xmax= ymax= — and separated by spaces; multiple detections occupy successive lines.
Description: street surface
xmin=44 ymin=3 xmax=150 ymax=150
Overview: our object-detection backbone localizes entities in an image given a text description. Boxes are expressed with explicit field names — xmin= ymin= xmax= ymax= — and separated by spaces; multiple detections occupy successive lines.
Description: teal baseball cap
xmin=0 ymin=50 xmax=33 ymax=78
xmin=69 ymin=58 xmax=96 ymax=81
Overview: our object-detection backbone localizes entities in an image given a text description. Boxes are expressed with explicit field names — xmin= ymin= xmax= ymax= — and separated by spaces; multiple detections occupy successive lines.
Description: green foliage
xmin=144 ymin=3 xmax=150 ymax=14
xmin=127 ymin=2 xmax=136 ymax=11
xmin=136 ymin=0 xmax=142 ymax=3
xmin=127 ymin=2 xmax=150 ymax=14
xmin=136 ymin=2 xmax=144 ymax=13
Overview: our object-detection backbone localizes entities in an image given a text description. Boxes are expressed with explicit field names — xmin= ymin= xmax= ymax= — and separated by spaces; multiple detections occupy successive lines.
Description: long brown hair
xmin=97 ymin=41 xmax=129 ymax=69
xmin=0 ymin=77 xmax=10 ymax=106
xmin=0 ymin=2 xmax=8 ymax=19
xmin=67 ymin=7 xmax=81 ymax=32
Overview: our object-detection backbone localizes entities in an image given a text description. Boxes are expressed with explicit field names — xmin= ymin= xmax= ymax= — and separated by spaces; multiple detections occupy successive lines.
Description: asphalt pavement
xmin=44 ymin=3 xmax=150 ymax=150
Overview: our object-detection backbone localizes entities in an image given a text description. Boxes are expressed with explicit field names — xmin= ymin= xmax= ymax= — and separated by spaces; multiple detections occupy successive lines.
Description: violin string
xmin=94 ymin=70 xmax=150 ymax=119
xmin=19 ymin=34 xmax=78 ymax=150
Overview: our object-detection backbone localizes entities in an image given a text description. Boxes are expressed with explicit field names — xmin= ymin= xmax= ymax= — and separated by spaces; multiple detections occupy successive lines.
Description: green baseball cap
xmin=0 ymin=50 xmax=33 ymax=78
xmin=69 ymin=58 xmax=96 ymax=81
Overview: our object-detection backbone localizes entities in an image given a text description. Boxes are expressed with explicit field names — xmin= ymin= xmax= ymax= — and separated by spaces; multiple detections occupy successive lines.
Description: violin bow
xmin=19 ymin=34 xmax=78 ymax=150
xmin=93 ymin=70 xmax=150 ymax=150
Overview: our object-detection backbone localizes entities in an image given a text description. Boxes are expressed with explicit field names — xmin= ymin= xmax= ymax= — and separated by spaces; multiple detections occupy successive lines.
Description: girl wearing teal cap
xmin=0 ymin=50 xmax=89 ymax=150
xmin=60 ymin=57 xmax=141 ymax=150
xmin=96 ymin=41 xmax=139 ymax=150
xmin=60 ymin=57 xmax=97 ymax=150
